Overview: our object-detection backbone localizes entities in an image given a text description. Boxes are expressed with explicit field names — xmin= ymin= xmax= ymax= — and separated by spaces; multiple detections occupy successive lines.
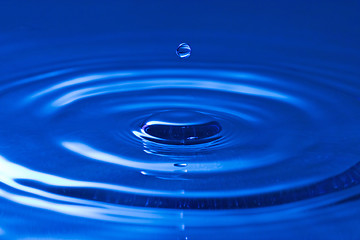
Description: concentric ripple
xmin=0 ymin=60 xmax=360 ymax=224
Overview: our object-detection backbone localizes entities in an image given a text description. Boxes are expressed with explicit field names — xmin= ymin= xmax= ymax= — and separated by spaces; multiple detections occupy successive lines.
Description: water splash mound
xmin=140 ymin=110 xmax=222 ymax=145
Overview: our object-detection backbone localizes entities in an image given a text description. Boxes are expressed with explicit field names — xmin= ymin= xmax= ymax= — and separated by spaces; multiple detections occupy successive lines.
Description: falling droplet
xmin=176 ymin=43 xmax=191 ymax=58
xmin=141 ymin=110 xmax=221 ymax=145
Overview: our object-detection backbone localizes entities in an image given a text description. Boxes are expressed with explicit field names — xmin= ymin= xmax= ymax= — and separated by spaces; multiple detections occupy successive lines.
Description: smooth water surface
xmin=0 ymin=1 xmax=359 ymax=239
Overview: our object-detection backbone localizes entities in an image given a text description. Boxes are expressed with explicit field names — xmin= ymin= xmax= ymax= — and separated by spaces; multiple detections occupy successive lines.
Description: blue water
xmin=0 ymin=1 xmax=360 ymax=239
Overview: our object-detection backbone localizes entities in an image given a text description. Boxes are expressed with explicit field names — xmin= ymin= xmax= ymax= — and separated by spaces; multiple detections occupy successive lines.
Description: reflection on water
xmin=0 ymin=1 xmax=359 ymax=239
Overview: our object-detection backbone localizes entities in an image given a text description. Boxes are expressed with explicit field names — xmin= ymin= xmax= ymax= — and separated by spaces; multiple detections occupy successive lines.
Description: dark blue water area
xmin=0 ymin=1 xmax=360 ymax=239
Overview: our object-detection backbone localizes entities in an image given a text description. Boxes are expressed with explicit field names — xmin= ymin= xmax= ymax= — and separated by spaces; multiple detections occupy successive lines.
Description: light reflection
xmin=51 ymin=78 xmax=294 ymax=108
xmin=31 ymin=72 xmax=133 ymax=99
xmin=62 ymin=141 xmax=176 ymax=171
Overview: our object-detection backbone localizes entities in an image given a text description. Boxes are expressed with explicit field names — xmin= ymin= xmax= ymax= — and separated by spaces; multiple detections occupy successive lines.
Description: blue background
xmin=0 ymin=1 xmax=359 ymax=240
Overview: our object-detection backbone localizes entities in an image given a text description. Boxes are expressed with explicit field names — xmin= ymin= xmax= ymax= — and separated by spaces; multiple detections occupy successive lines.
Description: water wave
xmin=0 ymin=58 xmax=359 ymax=228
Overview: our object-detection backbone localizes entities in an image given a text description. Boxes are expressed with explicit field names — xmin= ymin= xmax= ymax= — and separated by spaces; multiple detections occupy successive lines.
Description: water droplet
xmin=176 ymin=43 xmax=191 ymax=58
xmin=141 ymin=110 xmax=221 ymax=145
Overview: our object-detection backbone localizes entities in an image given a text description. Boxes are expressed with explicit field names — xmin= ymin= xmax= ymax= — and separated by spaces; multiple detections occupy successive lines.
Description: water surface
xmin=0 ymin=1 xmax=359 ymax=239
